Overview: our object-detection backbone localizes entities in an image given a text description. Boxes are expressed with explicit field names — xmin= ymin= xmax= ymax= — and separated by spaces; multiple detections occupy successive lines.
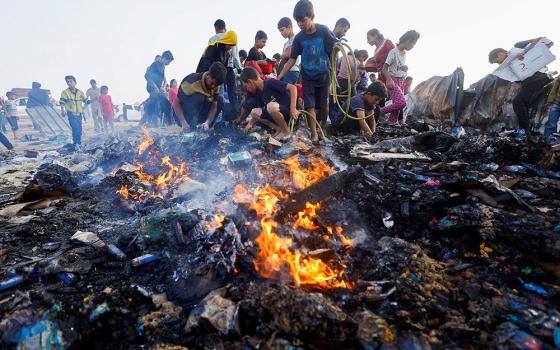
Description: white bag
xmin=509 ymin=42 xmax=556 ymax=81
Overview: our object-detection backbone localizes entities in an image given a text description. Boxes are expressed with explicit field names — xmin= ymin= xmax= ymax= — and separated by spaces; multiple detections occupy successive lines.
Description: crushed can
xmin=131 ymin=254 xmax=159 ymax=267
xmin=106 ymin=244 xmax=127 ymax=260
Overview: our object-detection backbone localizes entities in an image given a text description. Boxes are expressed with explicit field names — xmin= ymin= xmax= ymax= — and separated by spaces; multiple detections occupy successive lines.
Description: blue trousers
xmin=67 ymin=112 xmax=83 ymax=145
xmin=544 ymin=103 xmax=560 ymax=138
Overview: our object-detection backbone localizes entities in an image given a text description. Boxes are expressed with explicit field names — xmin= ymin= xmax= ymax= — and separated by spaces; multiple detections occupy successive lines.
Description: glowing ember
xmin=293 ymin=202 xmax=321 ymax=230
xmin=115 ymin=185 xmax=149 ymax=201
xmin=205 ymin=214 xmax=226 ymax=232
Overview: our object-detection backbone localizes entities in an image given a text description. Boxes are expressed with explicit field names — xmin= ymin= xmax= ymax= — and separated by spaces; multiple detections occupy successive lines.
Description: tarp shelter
xmin=26 ymin=105 xmax=70 ymax=137
xmin=407 ymin=69 xmax=553 ymax=131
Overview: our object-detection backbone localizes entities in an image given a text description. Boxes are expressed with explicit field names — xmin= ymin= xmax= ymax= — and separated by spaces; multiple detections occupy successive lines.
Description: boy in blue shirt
xmin=278 ymin=0 xmax=337 ymax=144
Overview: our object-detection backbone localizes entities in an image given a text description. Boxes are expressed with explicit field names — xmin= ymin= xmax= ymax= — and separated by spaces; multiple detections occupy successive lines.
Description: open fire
xmin=114 ymin=128 xmax=353 ymax=289
xmin=115 ymin=129 xmax=190 ymax=201
xmin=233 ymin=157 xmax=353 ymax=289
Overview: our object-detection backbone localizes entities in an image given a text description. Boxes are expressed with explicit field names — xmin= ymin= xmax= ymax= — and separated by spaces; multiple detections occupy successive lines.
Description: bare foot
xmin=274 ymin=131 xmax=290 ymax=141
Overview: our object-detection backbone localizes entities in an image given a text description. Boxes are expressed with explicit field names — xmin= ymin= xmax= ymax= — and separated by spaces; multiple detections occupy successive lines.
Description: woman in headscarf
xmin=196 ymin=30 xmax=238 ymax=73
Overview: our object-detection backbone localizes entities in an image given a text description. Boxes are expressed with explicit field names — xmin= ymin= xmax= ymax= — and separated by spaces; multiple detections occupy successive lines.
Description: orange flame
xmin=205 ymin=214 xmax=226 ymax=232
xmin=327 ymin=226 xmax=353 ymax=248
xmin=115 ymin=185 xmax=149 ymax=202
xmin=137 ymin=127 xmax=154 ymax=155
xmin=255 ymin=217 xmax=350 ymax=288
xmin=283 ymin=155 xmax=332 ymax=190
xmin=234 ymin=177 xmax=351 ymax=289
xmin=293 ymin=202 xmax=321 ymax=230
xmin=117 ymin=128 xmax=192 ymax=202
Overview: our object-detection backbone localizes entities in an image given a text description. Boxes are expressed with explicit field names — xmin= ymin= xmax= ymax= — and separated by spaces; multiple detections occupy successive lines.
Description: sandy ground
xmin=4 ymin=114 xmax=148 ymax=153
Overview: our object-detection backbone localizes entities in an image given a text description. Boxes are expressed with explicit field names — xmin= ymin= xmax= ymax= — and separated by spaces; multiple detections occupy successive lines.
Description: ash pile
xmin=0 ymin=123 xmax=559 ymax=350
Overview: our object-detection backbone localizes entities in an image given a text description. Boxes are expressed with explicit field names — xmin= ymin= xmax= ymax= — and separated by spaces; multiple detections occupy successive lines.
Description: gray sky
xmin=1 ymin=0 xmax=558 ymax=105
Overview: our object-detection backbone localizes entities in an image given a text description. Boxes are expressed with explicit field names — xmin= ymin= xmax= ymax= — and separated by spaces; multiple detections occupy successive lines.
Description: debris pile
xmin=0 ymin=123 xmax=559 ymax=349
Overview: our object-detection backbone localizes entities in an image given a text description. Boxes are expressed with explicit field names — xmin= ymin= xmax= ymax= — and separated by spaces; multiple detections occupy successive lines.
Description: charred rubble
xmin=0 ymin=123 xmax=559 ymax=350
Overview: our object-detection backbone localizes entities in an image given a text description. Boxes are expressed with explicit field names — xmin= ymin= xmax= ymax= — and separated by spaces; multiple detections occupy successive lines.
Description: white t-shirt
xmin=385 ymin=47 xmax=407 ymax=78
xmin=283 ymin=36 xmax=300 ymax=72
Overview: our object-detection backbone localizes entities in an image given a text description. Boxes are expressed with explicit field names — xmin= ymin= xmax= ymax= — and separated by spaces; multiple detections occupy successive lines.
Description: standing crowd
xmin=139 ymin=0 xmax=420 ymax=145
xmin=1 ymin=0 xmax=558 ymax=151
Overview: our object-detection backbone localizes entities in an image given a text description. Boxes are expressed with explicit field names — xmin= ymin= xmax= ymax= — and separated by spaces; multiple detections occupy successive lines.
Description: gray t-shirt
xmin=283 ymin=36 xmax=300 ymax=72
xmin=385 ymin=47 xmax=407 ymax=78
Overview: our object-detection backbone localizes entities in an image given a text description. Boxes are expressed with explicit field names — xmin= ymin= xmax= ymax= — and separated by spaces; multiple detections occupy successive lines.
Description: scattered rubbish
xmin=105 ymin=244 xmax=126 ymax=260
xmin=480 ymin=163 xmax=500 ymax=171
xmin=519 ymin=279 xmax=549 ymax=298
xmin=131 ymin=254 xmax=159 ymax=267
xmin=503 ymin=165 xmax=526 ymax=174
xmin=0 ymin=123 xmax=558 ymax=349
xmin=451 ymin=126 xmax=466 ymax=138
xmin=0 ymin=275 xmax=24 ymax=291
xmin=446 ymin=263 xmax=473 ymax=273
xmin=24 ymin=150 xmax=39 ymax=158
xmin=227 ymin=151 xmax=252 ymax=166
xmin=383 ymin=212 xmax=394 ymax=228
xmin=71 ymin=231 xmax=106 ymax=250
xmin=57 ymin=272 xmax=77 ymax=285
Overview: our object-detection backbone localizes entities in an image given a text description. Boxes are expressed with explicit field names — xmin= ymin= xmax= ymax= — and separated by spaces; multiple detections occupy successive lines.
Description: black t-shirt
xmin=248 ymin=47 xmax=267 ymax=61
xmin=145 ymin=61 xmax=165 ymax=88
xmin=27 ymin=88 xmax=51 ymax=107
xmin=291 ymin=23 xmax=337 ymax=86
xmin=258 ymin=79 xmax=291 ymax=108
xmin=197 ymin=44 xmax=229 ymax=73
xmin=178 ymin=73 xmax=204 ymax=97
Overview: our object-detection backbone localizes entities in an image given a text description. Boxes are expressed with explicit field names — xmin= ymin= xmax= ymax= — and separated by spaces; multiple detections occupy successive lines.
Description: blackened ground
xmin=0 ymin=123 xmax=559 ymax=350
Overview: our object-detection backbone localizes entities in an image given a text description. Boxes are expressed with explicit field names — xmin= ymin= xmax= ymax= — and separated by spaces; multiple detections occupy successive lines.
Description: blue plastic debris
xmin=503 ymin=165 xmax=526 ymax=173
xmin=131 ymin=254 xmax=159 ymax=267
xmin=0 ymin=275 xmax=24 ymax=291
xmin=518 ymin=278 xmax=549 ymax=298
xmin=56 ymin=273 xmax=76 ymax=285
xmin=5 ymin=320 xmax=65 ymax=350
xmin=554 ymin=327 xmax=560 ymax=348
xmin=522 ymin=163 xmax=560 ymax=180
xmin=451 ymin=126 xmax=466 ymax=138
xmin=106 ymin=244 xmax=126 ymax=260
xmin=89 ymin=303 xmax=110 ymax=321
xmin=399 ymin=169 xmax=429 ymax=182
xmin=507 ymin=329 xmax=542 ymax=350
xmin=554 ymin=224 xmax=560 ymax=233
xmin=505 ymin=314 xmax=528 ymax=328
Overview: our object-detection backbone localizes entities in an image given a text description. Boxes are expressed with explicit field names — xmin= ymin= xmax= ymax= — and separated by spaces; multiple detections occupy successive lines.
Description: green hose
xmin=330 ymin=39 xmax=375 ymax=123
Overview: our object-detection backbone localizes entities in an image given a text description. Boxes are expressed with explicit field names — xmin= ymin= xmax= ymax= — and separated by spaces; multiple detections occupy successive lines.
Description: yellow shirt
xmin=60 ymin=88 xmax=86 ymax=114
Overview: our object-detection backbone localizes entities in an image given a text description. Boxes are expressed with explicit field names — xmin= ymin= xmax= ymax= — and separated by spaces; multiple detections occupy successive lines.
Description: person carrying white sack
xmin=488 ymin=37 xmax=555 ymax=131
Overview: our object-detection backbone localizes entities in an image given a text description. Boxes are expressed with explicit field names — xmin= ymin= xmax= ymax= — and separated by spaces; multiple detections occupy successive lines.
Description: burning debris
xmin=0 ymin=124 xmax=559 ymax=350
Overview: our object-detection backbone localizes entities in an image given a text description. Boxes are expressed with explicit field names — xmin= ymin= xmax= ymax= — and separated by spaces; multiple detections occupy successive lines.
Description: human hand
xmin=180 ymin=120 xmax=190 ymax=131
xmin=290 ymin=108 xmax=299 ymax=121
xmin=198 ymin=121 xmax=210 ymax=131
